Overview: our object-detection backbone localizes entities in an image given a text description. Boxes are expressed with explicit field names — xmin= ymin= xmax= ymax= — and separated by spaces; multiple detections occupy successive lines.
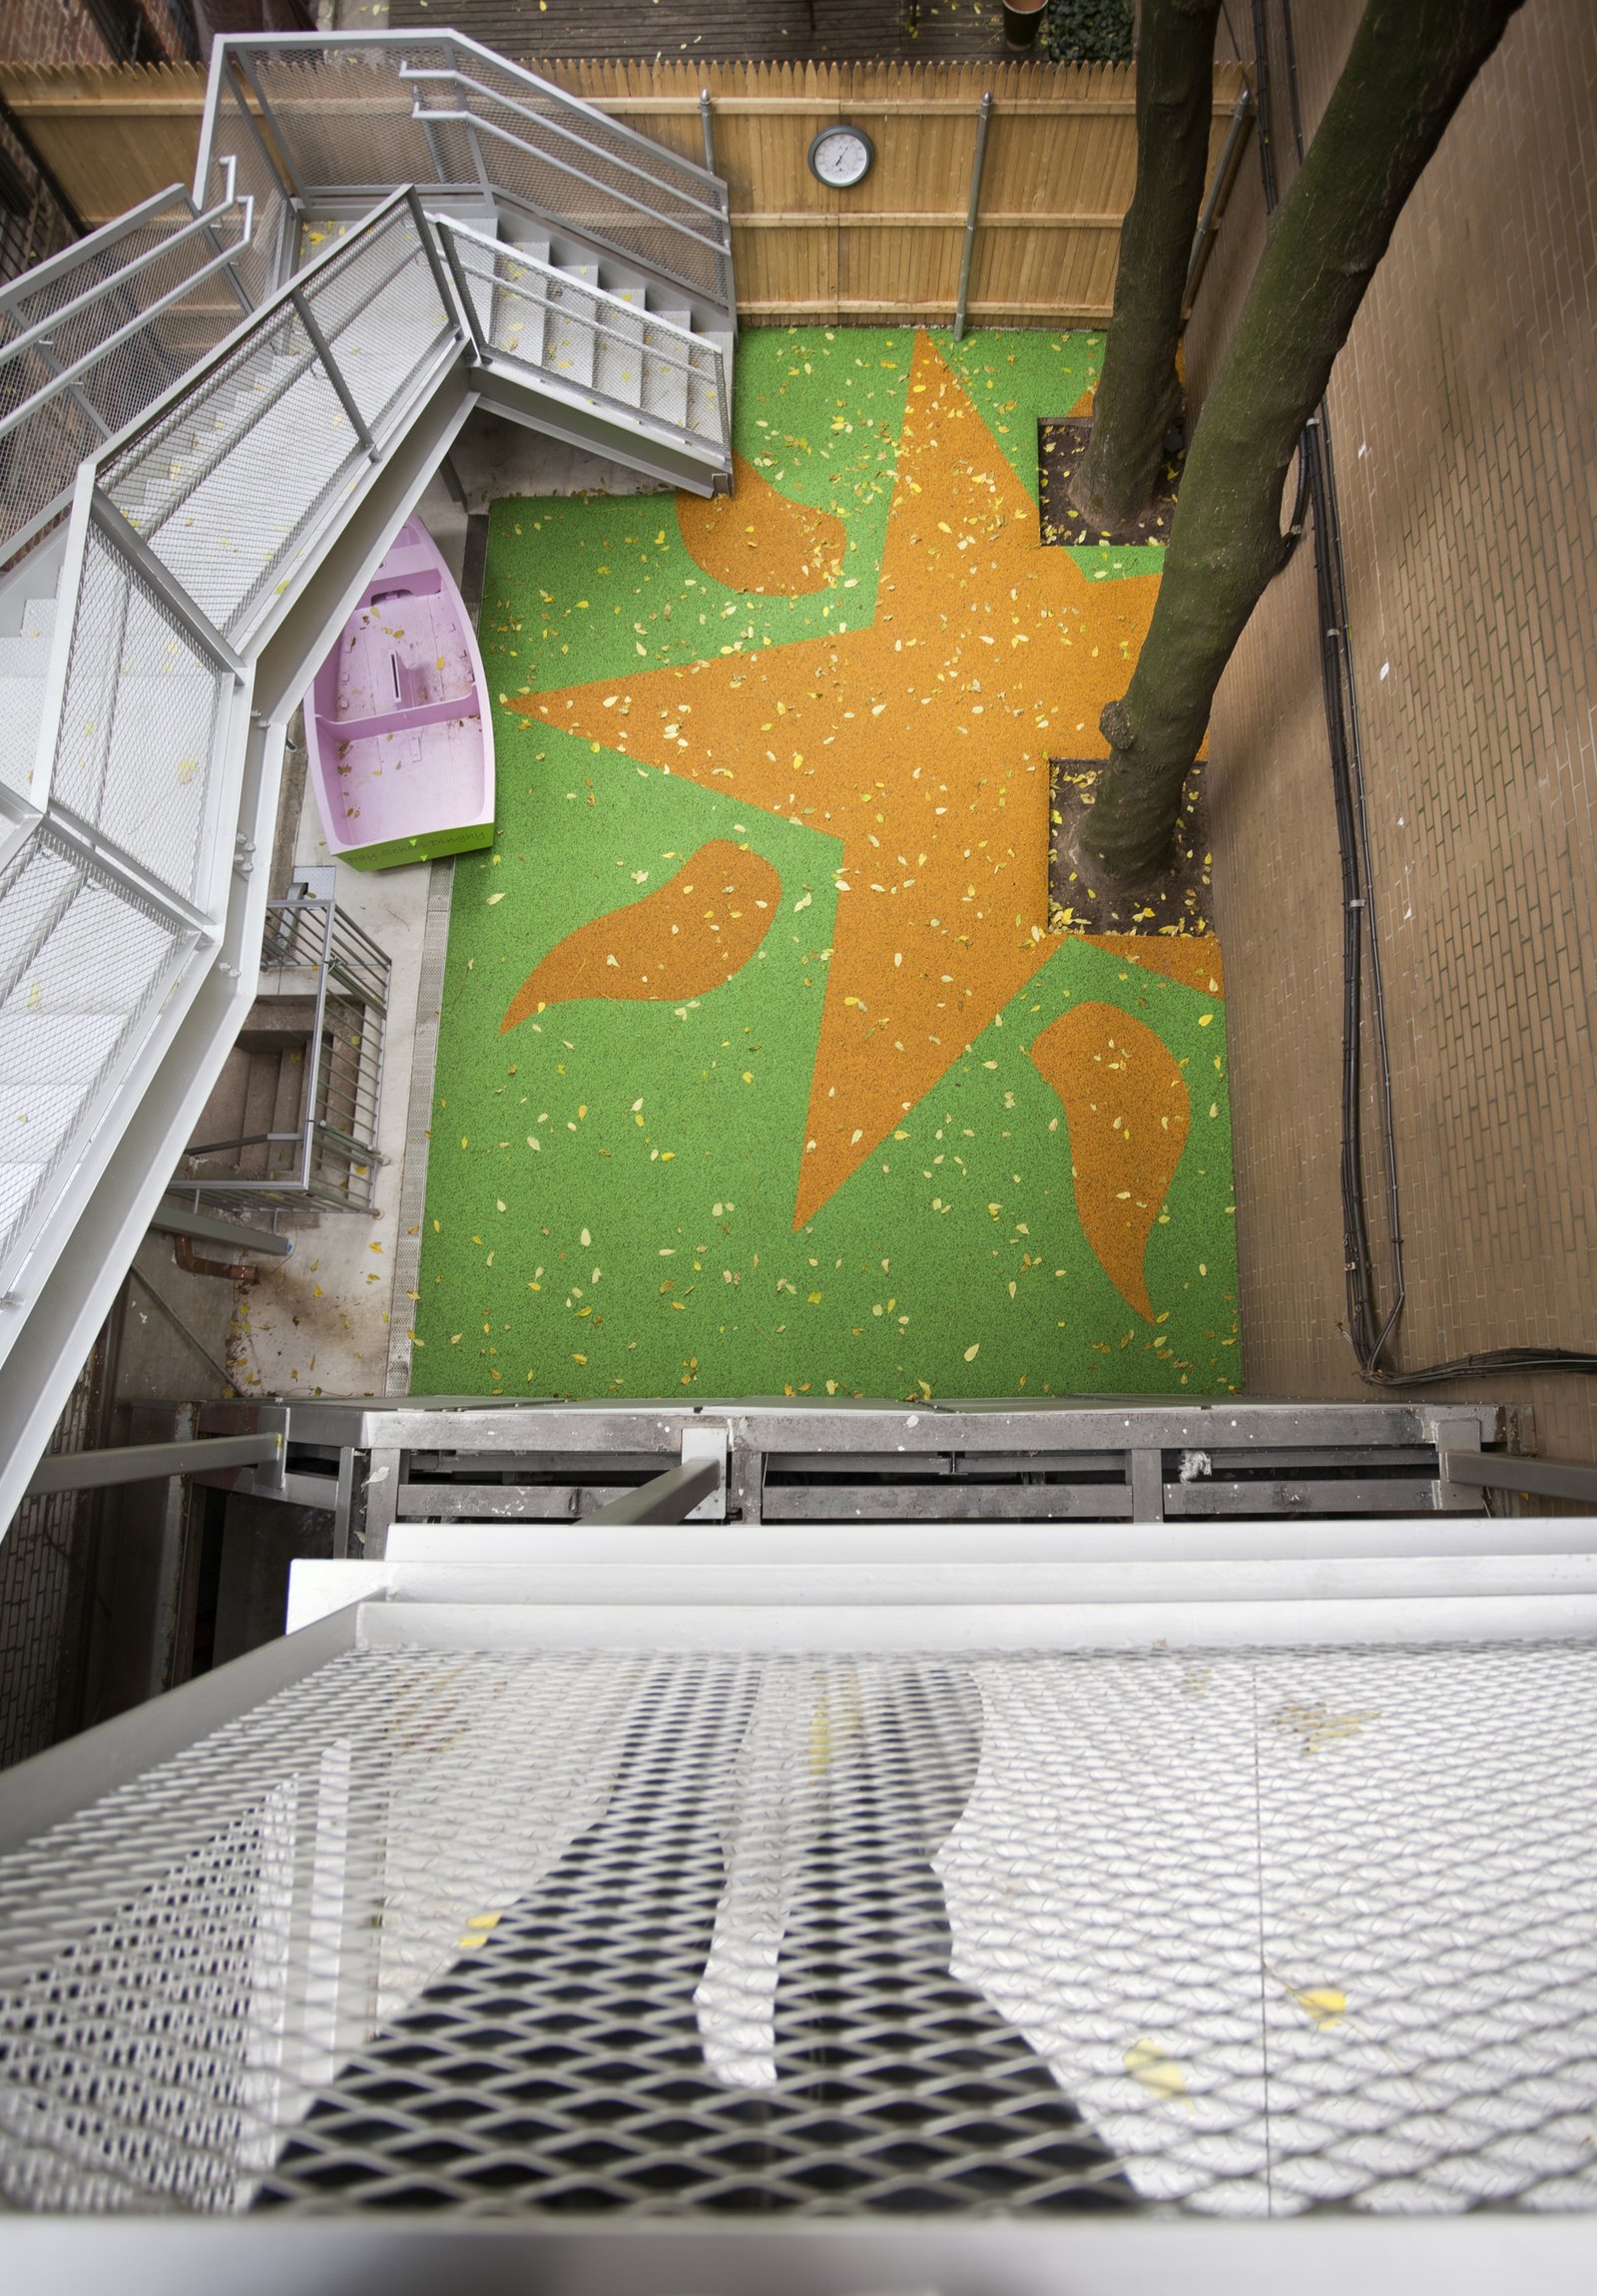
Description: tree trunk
xmin=1067 ymin=0 xmax=1222 ymax=533
xmin=1080 ymin=0 xmax=1525 ymax=884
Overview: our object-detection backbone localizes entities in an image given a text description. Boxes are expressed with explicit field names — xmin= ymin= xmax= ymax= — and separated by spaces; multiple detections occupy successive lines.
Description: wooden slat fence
xmin=0 ymin=56 xmax=1248 ymax=326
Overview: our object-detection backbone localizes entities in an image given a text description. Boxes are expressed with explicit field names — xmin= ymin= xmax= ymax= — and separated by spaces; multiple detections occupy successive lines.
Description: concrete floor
xmin=233 ymin=427 xmax=675 ymax=1404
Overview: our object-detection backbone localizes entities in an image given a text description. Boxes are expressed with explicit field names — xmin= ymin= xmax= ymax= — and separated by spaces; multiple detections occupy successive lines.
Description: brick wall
xmin=0 ymin=2 xmax=192 ymax=68
xmin=1186 ymin=0 xmax=1597 ymax=1460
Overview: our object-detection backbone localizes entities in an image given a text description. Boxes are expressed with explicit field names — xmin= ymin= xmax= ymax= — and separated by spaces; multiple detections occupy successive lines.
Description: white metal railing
xmin=0 ymin=194 xmax=461 ymax=1313
xmin=197 ymin=31 xmax=734 ymax=321
xmin=178 ymin=885 xmax=390 ymax=1214
xmin=0 ymin=30 xmax=736 ymax=1524
xmin=435 ymin=215 xmax=729 ymax=462
xmin=0 ymin=169 xmax=256 ymax=569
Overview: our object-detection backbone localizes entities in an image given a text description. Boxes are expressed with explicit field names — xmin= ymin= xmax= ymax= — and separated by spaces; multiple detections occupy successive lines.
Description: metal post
xmin=583 ymin=1457 xmax=722 ymax=1528
xmin=288 ymin=286 xmax=378 ymax=460
xmin=26 ymin=1432 xmax=282 ymax=1497
xmin=403 ymin=186 xmax=465 ymax=343
xmin=434 ymin=218 xmax=490 ymax=358
xmin=953 ymin=91 xmax=993 ymax=345
xmin=358 ymin=1447 xmax=403 ymax=1558
xmin=1128 ymin=1448 xmax=1165 ymax=1524
xmin=1183 ymin=85 xmax=1255 ymax=320
xmin=699 ymin=88 xmax=716 ymax=175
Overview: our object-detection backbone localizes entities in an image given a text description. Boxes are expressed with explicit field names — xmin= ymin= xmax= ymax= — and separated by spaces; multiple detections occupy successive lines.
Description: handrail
xmin=412 ymin=101 xmax=732 ymax=265
xmin=0 ymin=183 xmax=201 ymax=313
xmin=0 ymin=163 xmax=260 ymax=569
xmin=0 ymin=212 xmax=256 ymax=448
xmin=0 ymin=167 xmax=248 ymax=376
xmin=206 ymin=28 xmax=726 ymax=196
xmin=97 ymin=188 xmax=421 ymax=498
xmin=436 ymin=211 xmax=707 ymax=351
xmin=399 ymin=66 xmax=731 ymax=228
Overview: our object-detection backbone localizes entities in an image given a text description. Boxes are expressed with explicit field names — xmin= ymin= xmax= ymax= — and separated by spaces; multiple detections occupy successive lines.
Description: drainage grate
xmin=3 ymin=1642 xmax=1597 ymax=2217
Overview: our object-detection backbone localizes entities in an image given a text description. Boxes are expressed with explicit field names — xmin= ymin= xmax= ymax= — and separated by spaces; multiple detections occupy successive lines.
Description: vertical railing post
xmin=434 ymin=217 xmax=490 ymax=359
xmin=235 ymin=49 xmax=309 ymax=209
xmin=699 ymin=86 xmax=736 ymax=333
xmin=403 ymin=187 xmax=465 ymax=343
xmin=288 ymin=285 xmax=378 ymax=460
xmin=954 ymin=90 xmax=993 ymax=345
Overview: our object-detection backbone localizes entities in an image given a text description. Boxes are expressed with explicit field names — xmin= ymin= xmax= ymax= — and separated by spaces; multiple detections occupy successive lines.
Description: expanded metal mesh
xmin=237 ymin=39 xmax=731 ymax=307
xmin=447 ymin=232 xmax=728 ymax=455
xmin=3 ymin=1641 xmax=1597 ymax=2220
xmin=203 ymin=80 xmax=293 ymax=313
xmin=101 ymin=211 xmax=453 ymax=644
xmin=250 ymin=49 xmax=457 ymax=202
xmin=45 ymin=522 xmax=227 ymax=905
xmin=300 ymin=211 xmax=455 ymax=444
xmin=0 ymin=197 xmax=253 ymax=568
xmin=0 ymin=823 xmax=188 ymax=1278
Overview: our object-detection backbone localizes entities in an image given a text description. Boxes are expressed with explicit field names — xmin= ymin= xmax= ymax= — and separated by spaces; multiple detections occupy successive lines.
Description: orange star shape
xmin=511 ymin=332 xmax=1161 ymax=1228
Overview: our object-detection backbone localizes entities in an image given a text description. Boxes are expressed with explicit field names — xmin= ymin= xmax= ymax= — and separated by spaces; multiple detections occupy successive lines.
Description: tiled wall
xmin=1188 ymin=1 xmax=1597 ymax=1458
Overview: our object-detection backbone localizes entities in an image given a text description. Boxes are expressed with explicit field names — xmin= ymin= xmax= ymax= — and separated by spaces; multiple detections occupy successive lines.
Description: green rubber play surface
xmin=412 ymin=327 xmax=1240 ymax=1400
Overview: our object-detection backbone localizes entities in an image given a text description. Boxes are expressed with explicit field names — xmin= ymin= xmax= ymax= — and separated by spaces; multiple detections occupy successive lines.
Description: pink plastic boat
xmin=304 ymin=518 xmax=494 ymax=870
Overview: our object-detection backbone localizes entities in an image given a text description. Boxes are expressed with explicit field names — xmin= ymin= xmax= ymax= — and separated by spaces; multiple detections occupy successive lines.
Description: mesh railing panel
xmin=100 ymin=210 xmax=454 ymax=644
xmin=457 ymin=42 xmax=724 ymax=240
xmin=250 ymin=50 xmax=459 ymax=197
xmin=4 ymin=1642 xmax=1597 ymax=2219
xmin=0 ymin=199 xmax=253 ymax=567
xmin=45 ymin=522 xmax=227 ymax=905
xmin=453 ymin=81 xmax=726 ymax=305
xmin=238 ymin=39 xmax=730 ymax=307
xmin=203 ymin=78 xmax=292 ymax=313
xmin=0 ymin=824 xmax=188 ymax=1277
xmin=296 ymin=210 xmax=455 ymax=444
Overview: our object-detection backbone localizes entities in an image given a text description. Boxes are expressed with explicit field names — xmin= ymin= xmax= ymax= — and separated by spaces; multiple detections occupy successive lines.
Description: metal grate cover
xmin=3 ymin=1642 xmax=1597 ymax=2219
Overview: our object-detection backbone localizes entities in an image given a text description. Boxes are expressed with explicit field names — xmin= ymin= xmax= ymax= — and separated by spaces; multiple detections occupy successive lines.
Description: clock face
xmin=807 ymin=125 xmax=875 ymax=190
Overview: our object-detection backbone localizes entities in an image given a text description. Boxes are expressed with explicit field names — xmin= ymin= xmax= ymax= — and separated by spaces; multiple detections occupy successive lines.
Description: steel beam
xmin=26 ymin=1432 xmax=282 ymax=1496
xmin=1442 ymin=1449 xmax=1597 ymax=1506
xmin=148 ymin=1200 xmax=292 ymax=1257
xmin=583 ymin=1457 xmax=721 ymax=1527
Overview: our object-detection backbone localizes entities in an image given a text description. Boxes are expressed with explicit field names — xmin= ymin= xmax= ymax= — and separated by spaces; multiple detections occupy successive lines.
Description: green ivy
xmin=1046 ymin=0 xmax=1136 ymax=64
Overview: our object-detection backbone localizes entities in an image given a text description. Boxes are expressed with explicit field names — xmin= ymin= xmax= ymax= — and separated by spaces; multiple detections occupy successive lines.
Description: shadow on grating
xmin=253 ymin=1666 xmax=1131 ymax=2213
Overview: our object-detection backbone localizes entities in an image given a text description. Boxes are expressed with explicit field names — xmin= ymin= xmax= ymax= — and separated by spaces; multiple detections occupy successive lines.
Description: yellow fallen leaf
xmin=1290 ymin=1987 xmax=1347 ymax=2031
xmin=963 ymin=1342 xmax=979 ymax=1361
xmin=1124 ymin=2038 xmax=1191 ymax=2108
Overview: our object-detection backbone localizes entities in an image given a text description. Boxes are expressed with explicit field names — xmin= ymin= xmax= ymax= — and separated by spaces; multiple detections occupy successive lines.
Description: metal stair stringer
xmin=0 ymin=341 xmax=479 ymax=1532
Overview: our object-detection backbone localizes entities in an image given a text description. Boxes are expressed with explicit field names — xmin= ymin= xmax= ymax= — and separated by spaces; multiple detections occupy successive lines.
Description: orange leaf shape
xmin=676 ymin=453 xmax=845 ymax=596
xmin=1088 ymin=933 xmax=1225 ymax=998
xmin=500 ymin=839 xmax=780 ymax=1034
xmin=1028 ymin=1002 xmax=1191 ymax=1321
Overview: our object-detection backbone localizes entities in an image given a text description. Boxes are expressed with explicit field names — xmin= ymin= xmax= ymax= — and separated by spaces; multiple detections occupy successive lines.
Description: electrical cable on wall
xmin=1249 ymin=0 xmax=1597 ymax=1387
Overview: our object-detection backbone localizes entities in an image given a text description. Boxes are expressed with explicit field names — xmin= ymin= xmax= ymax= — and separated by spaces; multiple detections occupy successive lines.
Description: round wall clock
xmin=806 ymin=124 xmax=876 ymax=190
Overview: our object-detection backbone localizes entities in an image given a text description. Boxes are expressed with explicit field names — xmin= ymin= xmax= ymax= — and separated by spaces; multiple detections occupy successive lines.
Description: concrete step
xmin=237 ymin=997 xmax=318 ymax=1049
xmin=541 ymin=268 xmax=600 ymax=389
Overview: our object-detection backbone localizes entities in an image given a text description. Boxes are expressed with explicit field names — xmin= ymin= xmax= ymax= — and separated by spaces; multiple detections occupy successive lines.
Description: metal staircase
xmin=0 ymin=32 xmax=735 ymax=1527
